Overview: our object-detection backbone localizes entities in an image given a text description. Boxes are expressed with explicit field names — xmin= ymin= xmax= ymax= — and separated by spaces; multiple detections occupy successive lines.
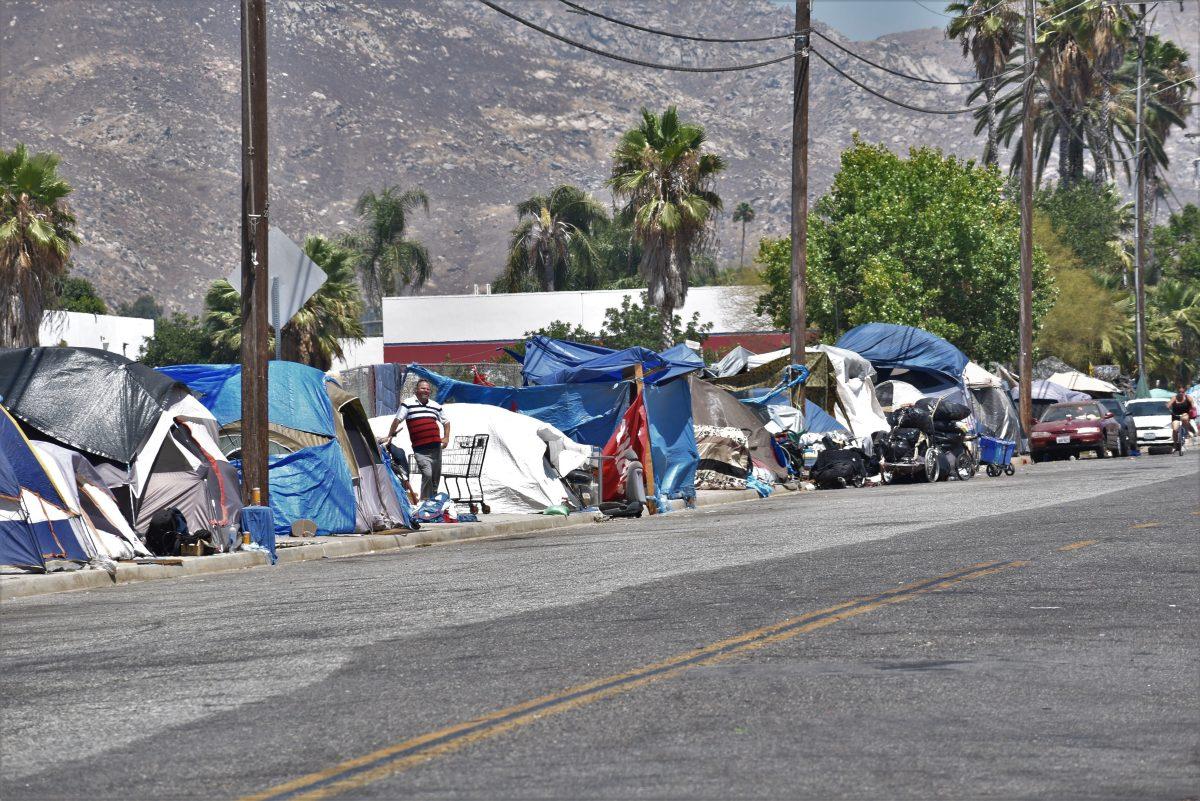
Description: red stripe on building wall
xmin=382 ymin=332 xmax=801 ymax=366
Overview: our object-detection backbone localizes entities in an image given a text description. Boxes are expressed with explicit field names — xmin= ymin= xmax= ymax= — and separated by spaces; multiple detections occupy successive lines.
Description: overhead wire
xmin=811 ymin=29 xmax=1025 ymax=86
xmin=476 ymin=0 xmax=804 ymax=72
xmin=810 ymin=45 xmax=1032 ymax=114
xmin=554 ymin=0 xmax=799 ymax=43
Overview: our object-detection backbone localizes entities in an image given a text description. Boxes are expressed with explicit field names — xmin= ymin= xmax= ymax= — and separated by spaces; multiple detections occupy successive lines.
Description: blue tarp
xmin=409 ymin=365 xmax=628 ymax=446
xmin=520 ymin=337 xmax=703 ymax=386
xmin=159 ymin=361 xmax=336 ymax=437
xmin=804 ymin=400 xmax=846 ymax=434
xmin=165 ymin=362 xmax=355 ymax=536
xmin=259 ymin=441 xmax=355 ymax=537
xmin=644 ymin=378 xmax=698 ymax=501
xmin=835 ymin=323 xmax=969 ymax=389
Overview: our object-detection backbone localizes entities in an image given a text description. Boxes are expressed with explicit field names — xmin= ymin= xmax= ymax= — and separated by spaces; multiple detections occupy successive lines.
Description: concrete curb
xmin=0 ymin=489 xmax=768 ymax=602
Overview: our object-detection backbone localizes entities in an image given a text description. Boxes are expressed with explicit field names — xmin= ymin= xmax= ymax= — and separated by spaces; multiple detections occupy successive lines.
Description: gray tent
xmin=689 ymin=376 xmax=789 ymax=482
xmin=327 ymin=385 xmax=407 ymax=533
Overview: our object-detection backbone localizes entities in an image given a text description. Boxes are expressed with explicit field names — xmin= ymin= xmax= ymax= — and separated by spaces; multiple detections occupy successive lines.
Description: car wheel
xmin=1095 ymin=444 xmax=1110 ymax=459
xmin=1118 ymin=433 xmax=1129 ymax=457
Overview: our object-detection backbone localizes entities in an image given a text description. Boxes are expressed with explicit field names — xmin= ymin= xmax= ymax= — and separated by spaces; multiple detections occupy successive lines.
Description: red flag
xmin=601 ymin=393 xmax=650 ymax=501
xmin=472 ymin=367 xmax=495 ymax=386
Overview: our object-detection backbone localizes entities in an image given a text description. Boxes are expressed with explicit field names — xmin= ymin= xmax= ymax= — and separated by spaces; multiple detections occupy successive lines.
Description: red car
xmin=1030 ymin=401 xmax=1123 ymax=461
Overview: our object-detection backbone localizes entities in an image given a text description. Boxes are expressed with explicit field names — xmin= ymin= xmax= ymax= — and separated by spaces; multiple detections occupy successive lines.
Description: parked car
xmin=1124 ymin=398 xmax=1175 ymax=453
xmin=1029 ymin=401 xmax=1122 ymax=461
xmin=1097 ymin=398 xmax=1137 ymax=456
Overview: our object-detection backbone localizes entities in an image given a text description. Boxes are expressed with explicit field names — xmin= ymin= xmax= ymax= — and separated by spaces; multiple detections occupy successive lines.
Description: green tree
xmin=341 ymin=185 xmax=430 ymax=315
xmin=0 ymin=144 xmax=80 ymax=347
xmin=115 ymin=294 xmax=164 ymax=320
xmin=732 ymin=201 xmax=755 ymax=269
xmin=1152 ymin=204 xmax=1200 ymax=284
xmin=204 ymin=235 xmax=365 ymax=370
xmin=1035 ymin=180 xmax=1128 ymax=283
xmin=609 ymin=106 xmax=726 ymax=349
xmin=598 ymin=293 xmax=712 ymax=351
xmin=139 ymin=313 xmax=220 ymax=367
xmin=55 ymin=275 xmax=107 ymax=314
xmin=946 ymin=0 xmax=1021 ymax=167
xmin=495 ymin=185 xmax=608 ymax=292
xmin=755 ymin=137 xmax=1054 ymax=363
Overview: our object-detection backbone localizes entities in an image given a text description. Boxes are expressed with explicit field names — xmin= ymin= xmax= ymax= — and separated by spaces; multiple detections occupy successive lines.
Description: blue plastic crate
xmin=979 ymin=436 xmax=1015 ymax=466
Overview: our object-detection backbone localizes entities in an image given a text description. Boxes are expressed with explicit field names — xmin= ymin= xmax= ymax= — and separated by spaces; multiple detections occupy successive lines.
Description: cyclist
xmin=1168 ymin=386 xmax=1195 ymax=455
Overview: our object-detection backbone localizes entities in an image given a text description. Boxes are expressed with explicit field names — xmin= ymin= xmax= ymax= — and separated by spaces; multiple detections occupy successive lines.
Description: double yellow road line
xmin=243 ymin=559 xmax=1027 ymax=801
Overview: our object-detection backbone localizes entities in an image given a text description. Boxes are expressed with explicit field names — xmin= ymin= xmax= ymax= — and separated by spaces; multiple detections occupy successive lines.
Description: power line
xmin=476 ymin=0 xmax=805 ymax=72
xmin=811 ymin=29 xmax=1024 ymax=86
xmin=555 ymin=0 xmax=798 ymax=43
xmin=810 ymin=45 xmax=1031 ymax=115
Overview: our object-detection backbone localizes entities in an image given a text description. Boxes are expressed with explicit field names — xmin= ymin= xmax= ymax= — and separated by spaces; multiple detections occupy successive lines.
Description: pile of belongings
xmin=881 ymin=397 xmax=972 ymax=463
xmin=808 ymin=435 xmax=875 ymax=489
xmin=693 ymin=425 xmax=752 ymax=491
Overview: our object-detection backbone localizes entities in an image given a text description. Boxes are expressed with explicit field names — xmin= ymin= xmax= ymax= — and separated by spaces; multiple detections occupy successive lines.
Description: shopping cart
xmin=431 ymin=434 xmax=491 ymax=514
xmin=978 ymin=435 xmax=1016 ymax=477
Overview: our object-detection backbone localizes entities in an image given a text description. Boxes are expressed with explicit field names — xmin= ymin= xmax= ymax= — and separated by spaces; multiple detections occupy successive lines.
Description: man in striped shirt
xmin=384 ymin=379 xmax=451 ymax=501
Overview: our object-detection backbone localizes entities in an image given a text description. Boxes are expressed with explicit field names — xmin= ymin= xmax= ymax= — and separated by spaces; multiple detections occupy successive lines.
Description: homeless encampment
xmin=419 ymin=337 xmax=703 ymax=502
xmin=327 ymin=384 xmax=410 ymax=532
xmin=369 ymin=404 xmax=591 ymax=514
xmin=962 ymin=361 xmax=1026 ymax=448
xmin=0 ymin=347 xmax=243 ymax=543
xmin=161 ymin=361 xmax=409 ymax=536
xmin=1011 ymin=379 xmax=1090 ymax=421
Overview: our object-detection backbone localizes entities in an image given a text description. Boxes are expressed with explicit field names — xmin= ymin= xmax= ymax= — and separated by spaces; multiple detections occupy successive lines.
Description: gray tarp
xmin=0 ymin=347 xmax=184 ymax=464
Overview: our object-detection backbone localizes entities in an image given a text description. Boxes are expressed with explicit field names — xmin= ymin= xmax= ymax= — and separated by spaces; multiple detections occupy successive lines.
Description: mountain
xmin=2 ymin=0 xmax=1196 ymax=310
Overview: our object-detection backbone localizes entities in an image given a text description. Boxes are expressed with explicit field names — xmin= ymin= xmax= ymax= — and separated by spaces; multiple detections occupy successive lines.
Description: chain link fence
xmin=331 ymin=362 xmax=525 ymax=417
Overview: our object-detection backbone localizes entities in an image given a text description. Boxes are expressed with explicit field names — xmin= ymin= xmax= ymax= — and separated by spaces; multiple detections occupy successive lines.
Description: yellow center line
xmin=1131 ymin=521 xmax=1162 ymax=529
xmin=1056 ymin=539 xmax=1099 ymax=552
xmin=240 ymin=559 xmax=1027 ymax=801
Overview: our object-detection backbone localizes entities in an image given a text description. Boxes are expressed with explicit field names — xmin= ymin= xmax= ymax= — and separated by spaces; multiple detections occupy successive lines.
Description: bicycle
xmin=1172 ymin=415 xmax=1189 ymax=455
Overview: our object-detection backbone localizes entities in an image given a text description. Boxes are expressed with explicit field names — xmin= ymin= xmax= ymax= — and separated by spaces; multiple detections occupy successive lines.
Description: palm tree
xmin=204 ymin=236 xmax=366 ymax=370
xmin=497 ymin=185 xmax=607 ymax=292
xmin=609 ymin=107 xmax=727 ymax=349
xmin=946 ymin=0 xmax=1021 ymax=167
xmin=0 ymin=144 xmax=80 ymax=347
xmin=340 ymin=186 xmax=430 ymax=315
xmin=732 ymin=201 xmax=755 ymax=269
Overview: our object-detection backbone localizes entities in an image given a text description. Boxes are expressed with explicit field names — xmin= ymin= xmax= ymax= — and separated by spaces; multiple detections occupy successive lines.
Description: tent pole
xmin=634 ymin=363 xmax=658 ymax=514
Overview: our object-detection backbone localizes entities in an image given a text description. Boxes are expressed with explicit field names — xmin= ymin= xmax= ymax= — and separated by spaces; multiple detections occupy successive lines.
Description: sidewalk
xmin=0 ymin=489 xmax=774 ymax=601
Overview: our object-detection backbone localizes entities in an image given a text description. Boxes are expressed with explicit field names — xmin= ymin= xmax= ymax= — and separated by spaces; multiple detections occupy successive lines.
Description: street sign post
xmin=229 ymin=226 xmax=327 ymax=358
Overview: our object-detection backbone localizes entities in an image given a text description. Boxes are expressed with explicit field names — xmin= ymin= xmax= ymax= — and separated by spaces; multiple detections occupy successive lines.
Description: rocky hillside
xmin=2 ymin=0 xmax=1196 ymax=310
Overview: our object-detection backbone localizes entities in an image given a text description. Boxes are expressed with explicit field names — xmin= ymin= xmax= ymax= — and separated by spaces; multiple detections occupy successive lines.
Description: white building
xmin=380 ymin=285 xmax=785 ymax=364
xmin=38 ymin=311 xmax=155 ymax=359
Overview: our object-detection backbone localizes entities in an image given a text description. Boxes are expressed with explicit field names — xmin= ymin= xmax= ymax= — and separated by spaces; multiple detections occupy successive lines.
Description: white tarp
xmin=1048 ymin=370 xmax=1119 ymax=395
xmin=370 ymin=404 xmax=590 ymax=514
xmin=810 ymin=344 xmax=889 ymax=437
xmin=963 ymin=361 xmax=1003 ymax=389
xmin=875 ymin=380 xmax=924 ymax=411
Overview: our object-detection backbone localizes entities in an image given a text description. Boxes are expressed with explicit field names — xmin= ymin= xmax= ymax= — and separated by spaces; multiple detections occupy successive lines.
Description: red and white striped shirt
xmin=395 ymin=397 xmax=445 ymax=448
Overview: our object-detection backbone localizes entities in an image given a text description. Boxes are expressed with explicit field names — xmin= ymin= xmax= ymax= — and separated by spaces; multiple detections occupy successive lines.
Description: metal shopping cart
xmin=427 ymin=434 xmax=490 ymax=514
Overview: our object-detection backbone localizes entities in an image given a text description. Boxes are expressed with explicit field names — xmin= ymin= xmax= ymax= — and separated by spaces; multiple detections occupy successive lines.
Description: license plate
xmin=1056 ymin=435 xmax=1071 ymax=444
xmin=1143 ymin=433 xmax=1158 ymax=439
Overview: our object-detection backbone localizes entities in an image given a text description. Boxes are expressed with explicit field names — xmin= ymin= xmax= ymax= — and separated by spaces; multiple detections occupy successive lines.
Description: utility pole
xmin=790 ymin=0 xmax=809 ymax=410
xmin=1132 ymin=2 xmax=1148 ymax=395
xmin=240 ymin=0 xmax=270 ymax=505
xmin=1018 ymin=0 xmax=1035 ymax=431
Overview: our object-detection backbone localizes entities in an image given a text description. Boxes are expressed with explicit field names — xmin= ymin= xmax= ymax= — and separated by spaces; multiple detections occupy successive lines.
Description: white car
xmin=1125 ymin=399 xmax=1175 ymax=452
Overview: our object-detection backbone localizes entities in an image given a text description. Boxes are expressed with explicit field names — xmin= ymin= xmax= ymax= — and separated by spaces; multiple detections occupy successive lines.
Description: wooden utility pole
xmin=790 ymin=0 xmax=810 ymax=410
xmin=1132 ymin=2 xmax=1148 ymax=394
xmin=1018 ymin=0 xmax=1035 ymax=431
xmin=240 ymin=0 xmax=270 ymax=504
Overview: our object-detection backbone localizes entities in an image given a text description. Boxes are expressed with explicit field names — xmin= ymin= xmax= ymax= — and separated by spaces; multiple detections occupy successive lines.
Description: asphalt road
xmin=2 ymin=453 xmax=1197 ymax=800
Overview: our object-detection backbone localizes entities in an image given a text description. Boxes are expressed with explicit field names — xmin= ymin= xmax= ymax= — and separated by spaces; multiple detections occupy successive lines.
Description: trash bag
xmin=413 ymin=492 xmax=452 ymax=523
xmin=809 ymin=446 xmax=868 ymax=489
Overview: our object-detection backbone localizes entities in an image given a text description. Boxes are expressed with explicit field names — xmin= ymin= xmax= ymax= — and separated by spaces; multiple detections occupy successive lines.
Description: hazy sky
xmin=772 ymin=0 xmax=949 ymax=40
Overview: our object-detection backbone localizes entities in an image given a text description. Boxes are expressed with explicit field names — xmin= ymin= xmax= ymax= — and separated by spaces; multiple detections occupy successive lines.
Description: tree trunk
xmin=1058 ymin=127 xmax=1071 ymax=184
xmin=541 ymin=245 xmax=555 ymax=292
xmin=1094 ymin=82 xmax=1112 ymax=185
xmin=659 ymin=297 xmax=674 ymax=351
xmin=985 ymin=80 xmax=998 ymax=167
xmin=739 ymin=221 xmax=747 ymax=269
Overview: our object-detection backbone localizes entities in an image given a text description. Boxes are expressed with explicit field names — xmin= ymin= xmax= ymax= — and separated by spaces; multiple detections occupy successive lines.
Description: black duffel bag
xmin=810 ymin=447 xmax=867 ymax=489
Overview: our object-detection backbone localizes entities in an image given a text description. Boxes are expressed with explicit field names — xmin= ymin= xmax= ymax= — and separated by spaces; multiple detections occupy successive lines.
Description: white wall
xmin=382 ymin=286 xmax=774 ymax=344
xmin=38 ymin=311 xmax=155 ymax=359
xmin=330 ymin=337 xmax=384 ymax=371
